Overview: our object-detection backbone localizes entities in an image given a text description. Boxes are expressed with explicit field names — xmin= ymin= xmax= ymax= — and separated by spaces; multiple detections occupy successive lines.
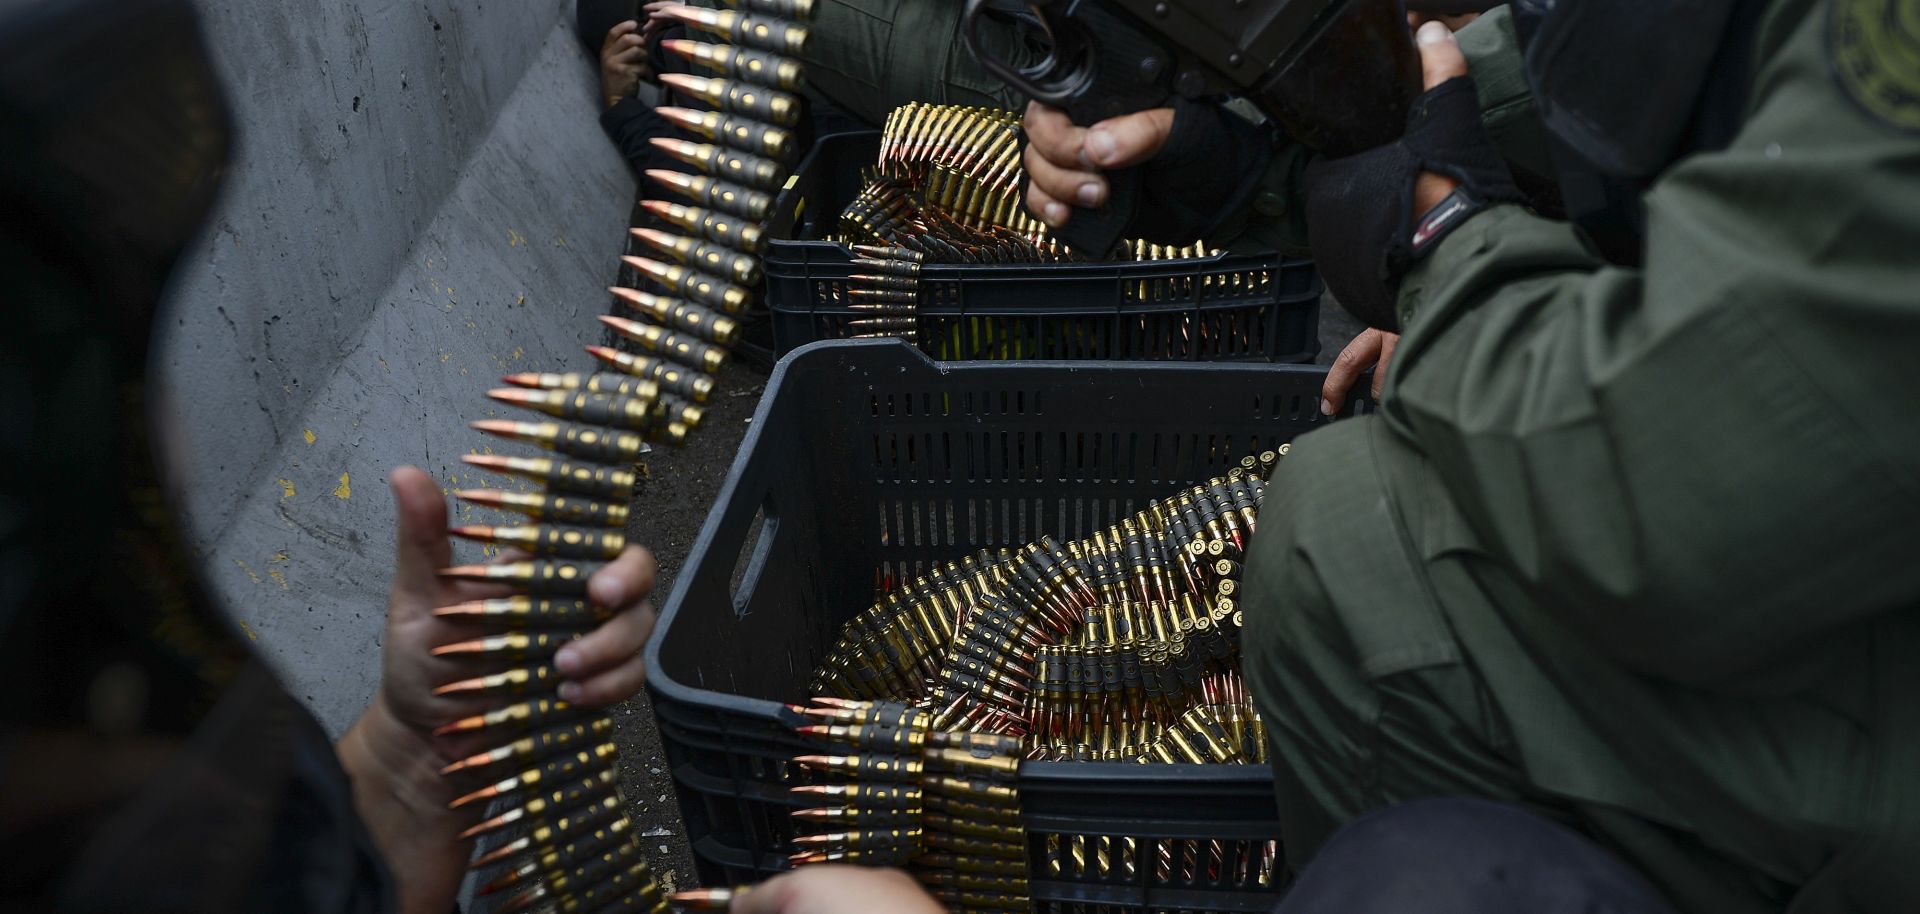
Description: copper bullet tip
xmin=657 ymin=72 xmax=701 ymax=92
xmin=432 ymin=599 xmax=489 ymax=619
xmin=449 ymin=782 xmax=505 ymax=810
xmin=448 ymin=524 xmax=493 ymax=539
xmin=453 ymin=489 xmax=504 ymax=506
xmin=584 ymin=344 xmax=623 ymax=361
xmin=434 ymin=714 xmax=486 ymax=737
xmin=794 ymin=725 xmax=830 ymax=737
xmin=792 ymin=755 xmax=835 ymax=768
xmin=500 ymin=372 xmax=543 ymax=387
xmin=470 ymin=419 xmax=520 ymax=434
xmin=487 ymin=388 xmax=538 ymax=406
xmin=430 ymin=637 xmax=491 ymax=657
xmin=789 ymin=785 xmax=831 ymax=796
xmin=460 ymin=454 xmax=512 ymax=471
xmin=431 ymin=674 xmax=490 ymax=696
xmin=439 ymin=748 xmax=496 ymax=776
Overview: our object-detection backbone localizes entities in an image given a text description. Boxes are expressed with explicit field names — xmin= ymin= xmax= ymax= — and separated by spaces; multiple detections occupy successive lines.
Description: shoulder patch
xmin=1830 ymin=0 xmax=1920 ymax=133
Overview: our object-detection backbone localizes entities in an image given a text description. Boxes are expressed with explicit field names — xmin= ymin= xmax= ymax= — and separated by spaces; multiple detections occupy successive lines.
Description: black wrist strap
xmin=1409 ymin=186 xmax=1485 ymax=257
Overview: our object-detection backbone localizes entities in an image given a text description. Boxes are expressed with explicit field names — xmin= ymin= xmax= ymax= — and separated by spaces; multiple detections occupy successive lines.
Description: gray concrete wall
xmin=158 ymin=0 xmax=634 ymax=733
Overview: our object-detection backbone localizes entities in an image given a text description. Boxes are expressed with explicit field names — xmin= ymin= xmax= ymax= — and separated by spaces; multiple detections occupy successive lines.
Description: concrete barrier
xmin=157 ymin=0 xmax=632 ymax=733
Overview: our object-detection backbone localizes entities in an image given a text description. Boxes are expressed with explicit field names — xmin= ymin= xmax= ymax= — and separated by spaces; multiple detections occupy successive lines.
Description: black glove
xmin=1304 ymin=76 xmax=1523 ymax=330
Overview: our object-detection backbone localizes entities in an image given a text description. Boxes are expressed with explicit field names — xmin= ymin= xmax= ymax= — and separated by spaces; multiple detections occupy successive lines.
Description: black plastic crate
xmin=763 ymin=132 xmax=1323 ymax=364
xmin=645 ymin=340 xmax=1375 ymax=911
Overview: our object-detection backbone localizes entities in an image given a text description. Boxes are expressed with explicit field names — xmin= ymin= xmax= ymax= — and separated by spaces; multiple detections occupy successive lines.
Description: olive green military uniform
xmin=1238 ymin=2 xmax=1920 ymax=912
xmin=801 ymin=0 xmax=1036 ymax=126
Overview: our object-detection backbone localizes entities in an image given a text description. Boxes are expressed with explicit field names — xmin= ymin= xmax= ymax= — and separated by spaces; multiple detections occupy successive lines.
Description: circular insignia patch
xmin=1830 ymin=0 xmax=1920 ymax=132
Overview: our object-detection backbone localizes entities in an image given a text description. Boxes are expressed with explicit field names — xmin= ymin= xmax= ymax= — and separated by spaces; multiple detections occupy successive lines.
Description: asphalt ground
xmin=606 ymin=297 xmax=1363 ymax=893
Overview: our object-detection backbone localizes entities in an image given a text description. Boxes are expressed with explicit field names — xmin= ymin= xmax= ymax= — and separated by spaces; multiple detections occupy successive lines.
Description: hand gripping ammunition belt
xmin=421 ymin=3 xmax=815 ymax=911
xmin=833 ymin=103 xmax=1252 ymax=355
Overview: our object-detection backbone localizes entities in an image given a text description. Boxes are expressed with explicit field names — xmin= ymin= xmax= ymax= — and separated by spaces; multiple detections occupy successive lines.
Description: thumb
xmin=1416 ymin=20 xmax=1468 ymax=90
xmin=1083 ymin=107 xmax=1176 ymax=169
xmin=387 ymin=465 xmax=451 ymax=611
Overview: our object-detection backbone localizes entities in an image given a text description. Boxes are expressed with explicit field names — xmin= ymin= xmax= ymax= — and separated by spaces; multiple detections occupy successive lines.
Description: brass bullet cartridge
xmin=928 ymin=887 xmax=1031 ymax=910
xmin=913 ymin=852 xmax=1027 ymax=877
xmin=584 ymin=345 xmax=716 ymax=403
xmin=449 ymin=523 xmax=625 ymax=560
xmin=790 ymin=782 xmax=923 ymax=807
xmin=925 ymin=812 xmax=1023 ymax=843
xmin=726 ymin=0 xmax=814 ymax=21
xmin=850 ymin=243 xmax=923 ymax=262
xmin=478 ymin=817 xmax=629 ymax=893
xmin=466 ymin=801 xmax=624 ymax=868
xmin=431 ymin=630 xmax=581 ymax=662
xmin=844 ymin=302 xmax=916 ymax=315
xmin=621 ymin=255 xmax=752 ymax=315
xmin=924 ymin=745 xmax=1021 ymax=780
xmin=501 ymin=370 xmax=664 ymax=405
xmin=925 ymin=792 xmax=1023 ymax=826
xmin=631 ymin=226 xmax=762 ymax=286
xmin=433 ymin=596 xmax=614 ymax=630
xmin=660 ymin=38 xmax=804 ymax=91
xmin=846 ymin=272 xmax=918 ymax=292
xmin=656 ymin=105 xmax=794 ymax=160
xmin=844 ymin=287 xmax=918 ymax=303
xmin=441 ymin=717 xmax=614 ymax=776
xmin=654 ymin=6 xmax=808 ymax=58
xmin=470 ymin=418 xmax=646 ymax=465
xmin=919 ymin=870 xmax=1029 ymax=894
xmin=790 ymin=805 xmax=922 ymax=828
xmin=793 ymin=753 xmax=924 ymax=781
xmin=600 ymin=314 xmax=729 ymax=375
xmin=449 ymin=743 xmax=619 ymax=809
xmin=847 ymin=317 xmax=917 ymax=333
xmin=850 ymin=256 xmax=920 ymax=277
xmin=455 ymin=766 xmax=619 ymax=839
xmin=520 ymin=852 xmax=657 ymax=913
xmin=925 ymin=830 xmax=1026 ymax=860
xmin=461 ymin=454 xmax=637 ymax=501
xmin=649 ymin=135 xmax=785 ymax=190
xmin=432 ymin=663 xmax=559 ymax=698
xmin=610 ymin=285 xmax=740 ymax=345
xmin=437 ymin=559 xmax=601 ymax=596
xmin=639 ymin=199 xmax=766 ymax=254
xmin=791 ymin=828 xmax=922 ymax=852
xmin=487 ymin=388 xmax=659 ymax=433
xmin=645 ymin=168 xmax=774 ymax=222
xmin=435 ymin=695 xmax=594 ymax=739
xmin=786 ymin=846 xmax=912 ymax=867
xmin=669 ymin=886 xmax=752 ymax=910
xmin=455 ymin=488 xmax=628 ymax=527
xmin=927 ymin=774 xmax=1018 ymax=805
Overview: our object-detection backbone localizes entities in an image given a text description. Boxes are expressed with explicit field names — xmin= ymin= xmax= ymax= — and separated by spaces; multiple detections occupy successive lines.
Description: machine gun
xmin=963 ymin=0 xmax=1489 ymax=256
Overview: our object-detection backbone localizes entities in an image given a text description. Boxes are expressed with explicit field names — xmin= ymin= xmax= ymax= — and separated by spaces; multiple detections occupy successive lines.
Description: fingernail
xmin=556 ymin=647 xmax=581 ymax=675
xmin=559 ymin=682 xmax=583 ymax=703
xmin=1086 ymin=130 xmax=1116 ymax=166
xmin=590 ymin=572 xmax=625 ymax=606
xmin=1320 ymin=398 xmax=1336 ymax=416
xmin=1418 ymin=21 xmax=1451 ymax=44
xmin=1075 ymin=183 xmax=1102 ymax=207
xmin=1044 ymin=202 xmax=1069 ymax=227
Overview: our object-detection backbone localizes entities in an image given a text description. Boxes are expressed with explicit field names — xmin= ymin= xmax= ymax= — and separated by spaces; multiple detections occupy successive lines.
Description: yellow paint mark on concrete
xmin=511 ymin=346 xmax=525 ymax=360
xmin=516 ymin=293 xmax=526 ymax=306
xmin=271 ymin=551 xmax=289 ymax=563
xmin=334 ymin=472 xmax=352 ymax=500
xmin=508 ymin=229 xmax=526 ymax=247
xmin=278 ymin=478 xmax=296 ymax=498
xmin=234 ymin=558 xmax=261 ymax=584
xmin=268 ymin=568 xmax=290 ymax=590
xmin=303 ymin=428 xmax=316 ymax=445
xmin=237 ymin=619 xmax=259 ymax=641
xmin=554 ymin=234 xmax=568 ymax=247
xmin=441 ymin=352 xmax=452 ymax=363
xmin=459 ymin=367 xmax=468 ymax=375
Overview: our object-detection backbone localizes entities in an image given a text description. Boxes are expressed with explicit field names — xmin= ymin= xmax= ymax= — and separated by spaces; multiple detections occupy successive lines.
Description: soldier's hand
xmin=1023 ymin=102 xmax=1175 ymax=228
xmin=376 ymin=465 xmax=659 ymax=755
xmin=731 ymin=866 xmax=945 ymax=914
xmin=600 ymin=18 xmax=651 ymax=108
xmin=1322 ymin=329 xmax=1399 ymax=415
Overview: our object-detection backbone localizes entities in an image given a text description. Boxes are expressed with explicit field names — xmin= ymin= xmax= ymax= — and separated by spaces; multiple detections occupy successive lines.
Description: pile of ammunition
xmin=809 ymin=448 xmax=1285 ymax=763
xmin=826 ymin=103 xmax=1245 ymax=354
xmin=418 ymin=1 xmax=817 ymax=911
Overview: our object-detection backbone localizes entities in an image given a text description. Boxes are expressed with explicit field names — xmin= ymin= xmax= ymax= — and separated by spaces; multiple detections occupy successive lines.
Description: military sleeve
xmin=1382 ymin=1 xmax=1920 ymax=684
xmin=1216 ymin=6 xmax=1542 ymax=254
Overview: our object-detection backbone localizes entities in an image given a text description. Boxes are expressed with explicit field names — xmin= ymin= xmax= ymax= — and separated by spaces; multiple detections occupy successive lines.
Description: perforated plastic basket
xmin=763 ymin=133 xmax=1323 ymax=364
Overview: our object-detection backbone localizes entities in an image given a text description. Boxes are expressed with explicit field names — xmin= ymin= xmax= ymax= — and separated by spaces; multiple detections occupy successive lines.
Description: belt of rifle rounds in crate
xmin=810 ymin=448 xmax=1285 ymax=765
xmin=417 ymin=2 xmax=814 ymax=912
xmin=834 ymin=103 xmax=1238 ymax=348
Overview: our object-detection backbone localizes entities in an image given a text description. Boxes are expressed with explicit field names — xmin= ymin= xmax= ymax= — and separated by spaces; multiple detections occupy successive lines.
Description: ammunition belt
xmin=418 ymin=2 xmax=817 ymax=912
